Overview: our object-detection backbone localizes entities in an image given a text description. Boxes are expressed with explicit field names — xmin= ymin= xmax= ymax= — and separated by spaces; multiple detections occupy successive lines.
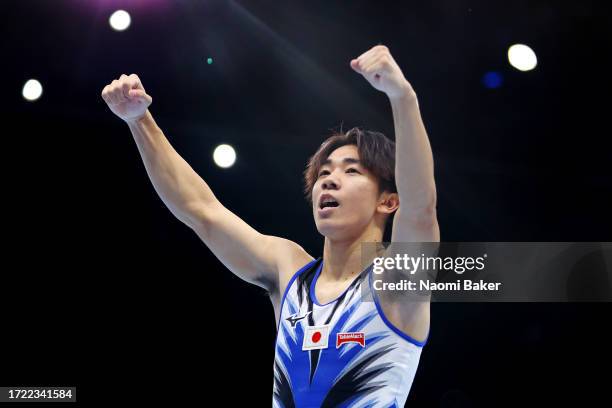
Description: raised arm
xmin=350 ymin=46 xmax=439 ymax=344
xmin=350 ymin=46 xmax=440 ymax=243
xmin=101 ymin=74 xmax=312 ymax=292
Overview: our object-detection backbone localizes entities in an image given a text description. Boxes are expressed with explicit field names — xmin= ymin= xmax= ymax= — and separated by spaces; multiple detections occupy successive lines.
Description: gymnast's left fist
xmin=350 ymin=45 xmax=415 ymax=100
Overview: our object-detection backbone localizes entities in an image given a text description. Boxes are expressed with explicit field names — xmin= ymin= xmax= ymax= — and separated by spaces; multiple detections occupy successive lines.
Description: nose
xmin=322 ymin=179 xmax=337 ymax=190
xmin=321 ymin=170 xmax=340 ymax=190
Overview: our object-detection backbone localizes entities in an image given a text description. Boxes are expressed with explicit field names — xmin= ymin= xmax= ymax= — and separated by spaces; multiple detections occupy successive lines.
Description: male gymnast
xmin=101 ymin=45 xmax=439 ymax=407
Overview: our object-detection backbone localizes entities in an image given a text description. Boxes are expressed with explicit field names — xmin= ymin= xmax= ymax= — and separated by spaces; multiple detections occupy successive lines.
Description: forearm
xmin=126 ymin=110 xmax=219 ymax=227
xmin=389 ymin=90 xmax=437 ymax=215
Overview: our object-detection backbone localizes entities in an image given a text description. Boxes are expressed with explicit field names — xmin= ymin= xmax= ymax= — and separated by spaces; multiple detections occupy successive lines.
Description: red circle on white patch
xmin=312 ymin=331 xmax=322 ymax=343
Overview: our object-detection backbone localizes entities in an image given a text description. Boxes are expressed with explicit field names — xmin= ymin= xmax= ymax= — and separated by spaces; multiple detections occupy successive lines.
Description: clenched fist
xmin=350 ymin=45 xmax=414 ymax=100
xmin=101 ymin=74 xmax=152 ymax=122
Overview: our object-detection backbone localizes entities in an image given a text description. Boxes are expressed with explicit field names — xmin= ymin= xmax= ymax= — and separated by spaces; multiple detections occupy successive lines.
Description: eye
xmin=318 ymin=170 xmax=330 ymax=177
xmin=346 ymin=168 xmax=360 ymax=174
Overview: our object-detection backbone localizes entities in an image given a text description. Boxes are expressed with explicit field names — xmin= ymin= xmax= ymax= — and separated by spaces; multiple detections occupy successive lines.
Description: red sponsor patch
xmin=336 ymin=332 xmax=365 ymax=348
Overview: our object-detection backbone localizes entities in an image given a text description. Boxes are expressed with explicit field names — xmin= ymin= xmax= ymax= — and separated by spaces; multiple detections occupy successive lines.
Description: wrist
xmin=388 ymin=81 xmax=417 ymax=103
xmin=388 ymin=86 xmax=419 ymax=111
xmin=125 ymin=109 xmax=151 ymax=127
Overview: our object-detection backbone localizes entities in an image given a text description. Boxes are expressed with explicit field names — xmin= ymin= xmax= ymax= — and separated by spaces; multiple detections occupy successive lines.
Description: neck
xmin=321 ymin=224 xmax=384 ymax=281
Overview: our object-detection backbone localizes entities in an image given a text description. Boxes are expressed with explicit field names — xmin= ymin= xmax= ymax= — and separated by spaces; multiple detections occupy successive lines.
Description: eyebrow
xmin=321 ymin=157 xmax=362 ymax=166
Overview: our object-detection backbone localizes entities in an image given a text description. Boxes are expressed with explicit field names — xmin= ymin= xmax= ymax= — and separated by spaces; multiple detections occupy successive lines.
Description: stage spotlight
xmin=507 ymin=44 xmax=537 ymax=72
xmin=22 ymin=79 xmax=43 ymax=102
xmin=213 ymin=144 xmax=236 ymax=169
xmin=109 ymin=10 xmax=131 ymax=31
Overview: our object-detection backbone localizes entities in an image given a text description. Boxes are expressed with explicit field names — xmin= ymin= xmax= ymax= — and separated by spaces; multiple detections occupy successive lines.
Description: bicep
xmin=189 ymin=202 xmax=309 ymax=291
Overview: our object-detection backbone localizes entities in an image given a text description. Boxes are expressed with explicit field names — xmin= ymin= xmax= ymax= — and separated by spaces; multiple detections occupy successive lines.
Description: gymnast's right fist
xmin=101 ymin=74 xmax=153 ymax=122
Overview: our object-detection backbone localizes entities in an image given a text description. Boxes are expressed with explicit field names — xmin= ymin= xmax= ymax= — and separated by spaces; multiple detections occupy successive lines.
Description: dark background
xmin=2 ymin=0 xmax=611 ymax=406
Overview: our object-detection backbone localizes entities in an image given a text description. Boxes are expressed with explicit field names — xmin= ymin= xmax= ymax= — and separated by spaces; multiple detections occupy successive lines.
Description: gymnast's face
xmin=312 ymin=144 xmax=390 ymax=240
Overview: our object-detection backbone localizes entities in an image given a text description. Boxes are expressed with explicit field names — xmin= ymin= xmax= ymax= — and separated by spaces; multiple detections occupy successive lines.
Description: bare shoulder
xmin=378 ymin=297 xmax=430 ymax=344
xmin=270 ymin=237 xmax=314 ymax=302
xmin=375 ymin=243 xmax=435 ymax=343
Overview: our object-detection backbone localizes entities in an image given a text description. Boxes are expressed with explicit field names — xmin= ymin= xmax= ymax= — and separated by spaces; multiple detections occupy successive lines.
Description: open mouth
xmin=319 ymin=195 xmax=340 ymax=209
xmin=320 ymin=201 xmax=339 ymax=209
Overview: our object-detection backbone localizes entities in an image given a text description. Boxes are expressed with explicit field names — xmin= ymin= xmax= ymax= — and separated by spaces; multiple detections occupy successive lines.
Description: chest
xmin=313 ymin=277 xmax=357 ymax=305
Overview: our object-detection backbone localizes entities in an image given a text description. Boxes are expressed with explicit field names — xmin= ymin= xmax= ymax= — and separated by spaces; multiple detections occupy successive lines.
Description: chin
xmin=315 ymin=218 xmax=356 ymax=241
xmin=315 ymin=218 xmax=341 ymax=237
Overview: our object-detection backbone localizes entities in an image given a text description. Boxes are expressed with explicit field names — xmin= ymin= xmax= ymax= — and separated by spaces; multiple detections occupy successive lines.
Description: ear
xmin=376 ymin=191 xmax=399 ymax=215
